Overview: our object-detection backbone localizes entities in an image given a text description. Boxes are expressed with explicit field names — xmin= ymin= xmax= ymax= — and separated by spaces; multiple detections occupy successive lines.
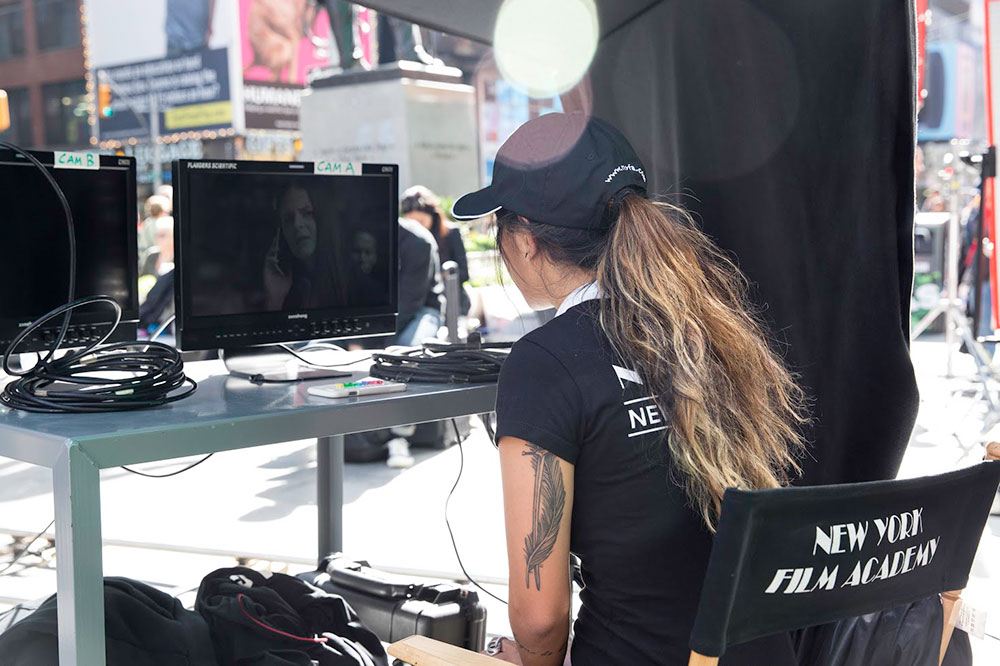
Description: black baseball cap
xmin=452 ymin=112 xmax=647 ymax=230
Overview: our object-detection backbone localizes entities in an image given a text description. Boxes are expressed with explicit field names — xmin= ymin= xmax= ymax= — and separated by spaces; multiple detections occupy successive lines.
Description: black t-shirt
xmin=495 ymin=300 xmax=796 ymax=666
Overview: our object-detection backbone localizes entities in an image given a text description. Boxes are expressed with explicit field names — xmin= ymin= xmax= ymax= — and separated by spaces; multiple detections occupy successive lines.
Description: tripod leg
xmin=912 ymin=302 xmax=948 ymax=339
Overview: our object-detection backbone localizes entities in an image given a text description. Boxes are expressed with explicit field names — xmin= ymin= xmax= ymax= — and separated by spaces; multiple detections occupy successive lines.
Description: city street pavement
xmin=1 ymin=335 xmax=999 ymax=660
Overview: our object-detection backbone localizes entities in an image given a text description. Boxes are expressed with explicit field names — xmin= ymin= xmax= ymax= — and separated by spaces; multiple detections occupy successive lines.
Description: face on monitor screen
xmin=184 ymin=171 xmax=394 ymax=318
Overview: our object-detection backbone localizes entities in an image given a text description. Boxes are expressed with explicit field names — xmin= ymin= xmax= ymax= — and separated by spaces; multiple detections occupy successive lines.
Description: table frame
xmin=0 ymin=377 xmax=496 ymax=666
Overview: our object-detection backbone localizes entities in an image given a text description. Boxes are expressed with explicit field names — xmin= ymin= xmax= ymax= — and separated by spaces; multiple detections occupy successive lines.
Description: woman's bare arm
xmin=499 ymin=436 xmax=575 ymax=666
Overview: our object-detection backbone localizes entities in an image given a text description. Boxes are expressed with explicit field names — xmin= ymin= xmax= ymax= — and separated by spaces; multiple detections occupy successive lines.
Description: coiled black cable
xmin=0 ymin=141 xmax=195 ymax=413
xmin=370 ymin=336 xmax=512 ymax=384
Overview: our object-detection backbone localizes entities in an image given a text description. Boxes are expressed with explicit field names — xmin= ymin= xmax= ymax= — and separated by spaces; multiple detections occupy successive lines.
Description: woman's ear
xmin=515 ymin=230 xmax=539 ymax=262
xmin=513 ymin=221 xmax=538 ymax=261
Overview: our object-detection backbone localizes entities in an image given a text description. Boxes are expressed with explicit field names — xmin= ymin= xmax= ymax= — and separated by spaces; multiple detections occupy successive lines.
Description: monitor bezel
xmin=173 ymin=159 xmax=400 ymax=351
xmin=0 ymin=149 xmax=140 ymax=350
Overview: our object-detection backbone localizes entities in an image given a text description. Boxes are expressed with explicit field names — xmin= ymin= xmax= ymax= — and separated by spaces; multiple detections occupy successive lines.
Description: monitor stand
xmin=220 ymin=345 xmax=355 ymax=383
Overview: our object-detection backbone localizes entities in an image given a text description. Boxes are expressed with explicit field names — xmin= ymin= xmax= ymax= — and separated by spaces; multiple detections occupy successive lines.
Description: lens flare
xmin=493 ymin=0 xmax=599 ymax=99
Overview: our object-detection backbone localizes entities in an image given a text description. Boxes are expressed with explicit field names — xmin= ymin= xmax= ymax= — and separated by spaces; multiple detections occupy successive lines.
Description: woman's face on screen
xmin=279 ymin=187 xmax=318 ymax=259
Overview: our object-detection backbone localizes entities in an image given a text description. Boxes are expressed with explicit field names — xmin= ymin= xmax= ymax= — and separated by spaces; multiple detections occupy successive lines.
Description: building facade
xmin=0 ymin=0 xmax=89 ymax=150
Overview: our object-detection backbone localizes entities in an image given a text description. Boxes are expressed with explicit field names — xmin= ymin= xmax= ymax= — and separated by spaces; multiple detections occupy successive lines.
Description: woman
xmin=263 ymin=183 xmax=347 ymax=311
xmin=451 ymin=113 xmax=808 ymax=665
xmin=401 ymin=185 xmax=471 ymax=315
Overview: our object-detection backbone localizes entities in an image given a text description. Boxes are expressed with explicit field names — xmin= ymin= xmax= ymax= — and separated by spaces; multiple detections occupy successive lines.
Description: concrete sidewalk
xmin=1 ymin=337 xmax=999 ymax=660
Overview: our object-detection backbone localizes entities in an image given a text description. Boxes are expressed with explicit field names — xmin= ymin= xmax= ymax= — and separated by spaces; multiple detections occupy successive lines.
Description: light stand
xmin=912 ymin=148 xmax=1000 ymax=435
xmin=911 ymin=156 xmax=968 ymax=377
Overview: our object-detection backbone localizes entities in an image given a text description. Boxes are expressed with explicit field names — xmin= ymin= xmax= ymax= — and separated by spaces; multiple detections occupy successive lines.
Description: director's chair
xmin=387 ymin=462 xmax=1000 ymax=666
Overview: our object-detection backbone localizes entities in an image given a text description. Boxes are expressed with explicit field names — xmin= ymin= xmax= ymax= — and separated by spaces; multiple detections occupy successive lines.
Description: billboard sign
xmin=240 ymin=0 xmax=333 ymax=85
xmin=85 ymin=0 xmax=244 ymax=142
xmin=238 ymin=0 xmax=336 ymax=131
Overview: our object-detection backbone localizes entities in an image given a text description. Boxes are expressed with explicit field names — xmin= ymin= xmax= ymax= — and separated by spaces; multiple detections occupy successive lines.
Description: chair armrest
xmin=388 ymin=635 xmax=506 ymax=665
xmin=940 ymin=590 xmax=963 ymax=666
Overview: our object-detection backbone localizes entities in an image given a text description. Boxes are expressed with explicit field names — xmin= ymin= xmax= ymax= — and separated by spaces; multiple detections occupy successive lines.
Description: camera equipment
xmin=0 ymin=148 xmax=138 ymax=353
xmin=173 ymin=159 xmax=399 ymax=381
xmin=298 ymin=552 xmax=489 ymax=652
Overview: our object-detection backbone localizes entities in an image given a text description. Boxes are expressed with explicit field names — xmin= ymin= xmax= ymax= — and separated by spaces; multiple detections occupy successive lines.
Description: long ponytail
xmin=497 ymin=195 xmax=808 ymax=529
xmin=596 ymin=195 xmax=807 ymax=528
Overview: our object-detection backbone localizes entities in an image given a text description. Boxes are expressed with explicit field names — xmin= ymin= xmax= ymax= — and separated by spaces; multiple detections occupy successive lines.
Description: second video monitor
xmin=173 ymin=160 xmax=399 ymax=351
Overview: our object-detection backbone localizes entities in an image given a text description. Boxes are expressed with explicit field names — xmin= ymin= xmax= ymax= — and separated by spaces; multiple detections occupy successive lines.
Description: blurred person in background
xmin=921 ymin=188 xmax=946 ymax=213
xmin=401 ymin=185 xmax=471 ymax=315
xmin=138 ymin=217 xmax=176 ymax=337
xmin=140 ymin=215 xmax=174 ymax=277
xmin=156 ymin=185 xmax=174 ymax=212
xmin=395 ymin=214 xmax=445 ymax=345
xmin=344 ymin=217 xmax=445 ymax=469
xmin=139 ymin=194 xmax=172 ymax=261
xmin=141 ymin=216 xmax=175 ymax=278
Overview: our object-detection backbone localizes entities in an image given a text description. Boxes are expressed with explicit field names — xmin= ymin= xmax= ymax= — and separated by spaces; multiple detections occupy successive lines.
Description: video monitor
xmin=173 ymin=159 xmax=398 ymax=351
xmin=0 ymin=149 xmax=139 ymax=354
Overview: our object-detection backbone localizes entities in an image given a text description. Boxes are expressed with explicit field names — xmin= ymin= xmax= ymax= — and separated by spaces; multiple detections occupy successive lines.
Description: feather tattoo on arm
xmin=522 ymin=444 xmax=566 ymax=590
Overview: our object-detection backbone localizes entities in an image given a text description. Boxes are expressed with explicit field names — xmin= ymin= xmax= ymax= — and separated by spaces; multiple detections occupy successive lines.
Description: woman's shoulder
xmin=511 ymin=307 xmax=603 ymax=366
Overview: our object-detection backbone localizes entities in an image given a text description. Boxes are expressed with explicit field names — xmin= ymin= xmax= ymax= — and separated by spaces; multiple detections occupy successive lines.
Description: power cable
xmin=0 ymin=141 xmax=196 ymax=413
xmin=0 ymin=520 xmax=55 ymax=576
xmin=277 ymin=343 xmax=372 ymax=369
xmin=445 ymin=418 xmax=508 ymax=605
xmin=120 ymin=453 xmax=213 ymax=479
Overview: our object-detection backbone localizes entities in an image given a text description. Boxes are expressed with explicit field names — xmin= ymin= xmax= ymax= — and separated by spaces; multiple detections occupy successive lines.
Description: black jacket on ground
xmin=0 ymin=577 xmax=216 ymax=666
xmin=195 ymin=567 xmax=387 ymax=666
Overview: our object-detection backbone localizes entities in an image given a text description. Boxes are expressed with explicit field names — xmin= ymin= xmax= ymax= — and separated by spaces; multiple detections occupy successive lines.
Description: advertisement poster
xmin=85 ymin=0 xmax=244 ymax=141
xmin=239 ymin=0 xmax=335 ymax=131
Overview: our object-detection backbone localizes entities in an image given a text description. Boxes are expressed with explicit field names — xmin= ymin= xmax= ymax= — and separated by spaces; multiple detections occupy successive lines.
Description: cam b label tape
xmin=54 ymin=151 xmax=99 ymax=170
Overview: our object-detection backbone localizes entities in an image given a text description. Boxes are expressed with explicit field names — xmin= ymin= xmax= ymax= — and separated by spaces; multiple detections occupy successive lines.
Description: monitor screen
xmin=174 ymin=160 xmax=398 ymax=351
xmin=0 ymin=150 xmax=138 ymax=353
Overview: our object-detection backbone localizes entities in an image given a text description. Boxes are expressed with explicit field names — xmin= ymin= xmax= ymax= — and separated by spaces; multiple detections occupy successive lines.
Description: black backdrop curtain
xmin=581 ymin=0 xmax=918 ymax=485
xmin=352 ymin=0 xmax=920 ymax=485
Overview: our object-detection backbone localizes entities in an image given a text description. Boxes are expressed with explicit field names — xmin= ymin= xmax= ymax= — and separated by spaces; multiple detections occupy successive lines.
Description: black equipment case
xmin=299 ymin=555 xmax=487 ymax=652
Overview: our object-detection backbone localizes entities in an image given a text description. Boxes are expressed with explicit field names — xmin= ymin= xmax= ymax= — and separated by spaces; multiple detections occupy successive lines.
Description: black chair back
xmin=689 ymin=462 xmax=1000 ymax=659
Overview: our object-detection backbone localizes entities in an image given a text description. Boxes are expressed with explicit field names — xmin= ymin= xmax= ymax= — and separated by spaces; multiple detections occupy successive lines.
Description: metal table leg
xmin=317 ymin=435 xmax=344 ymax=561
xmin=53 ymin=445 xmax=105 ymax=666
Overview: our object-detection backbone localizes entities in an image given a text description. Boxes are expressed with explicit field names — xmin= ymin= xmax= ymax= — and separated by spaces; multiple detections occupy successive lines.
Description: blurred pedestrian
xmin=401 ymin=185 xmax=471 ymax=315
xmin=138 ymin=217 xmax=176 ymax=338
xmin=921 ymin=188 xmax=946 ymax=212
xmin=141 ymin=216 xmax=175 ymax=278
xmin=344 ymin=217 xmax=445 ymax=469
xmin=139 ymin=194 xmax=172 ymax=261
xmin=156 ymin=185 xmax=174 ymax=212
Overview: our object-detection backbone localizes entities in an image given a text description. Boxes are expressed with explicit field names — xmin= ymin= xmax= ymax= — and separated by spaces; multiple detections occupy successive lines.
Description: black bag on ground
xmin=0 ymin=577 xmax=216 ymax=666
xmin=195 ymin=567 xmax=388 ymax=666
xmin=298 ymin=555 xmax=487 ymax=651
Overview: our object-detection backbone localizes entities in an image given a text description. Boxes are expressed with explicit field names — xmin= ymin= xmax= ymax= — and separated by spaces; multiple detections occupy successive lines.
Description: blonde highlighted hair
xmin=497 ymin=195 xmax=808 ymax=528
